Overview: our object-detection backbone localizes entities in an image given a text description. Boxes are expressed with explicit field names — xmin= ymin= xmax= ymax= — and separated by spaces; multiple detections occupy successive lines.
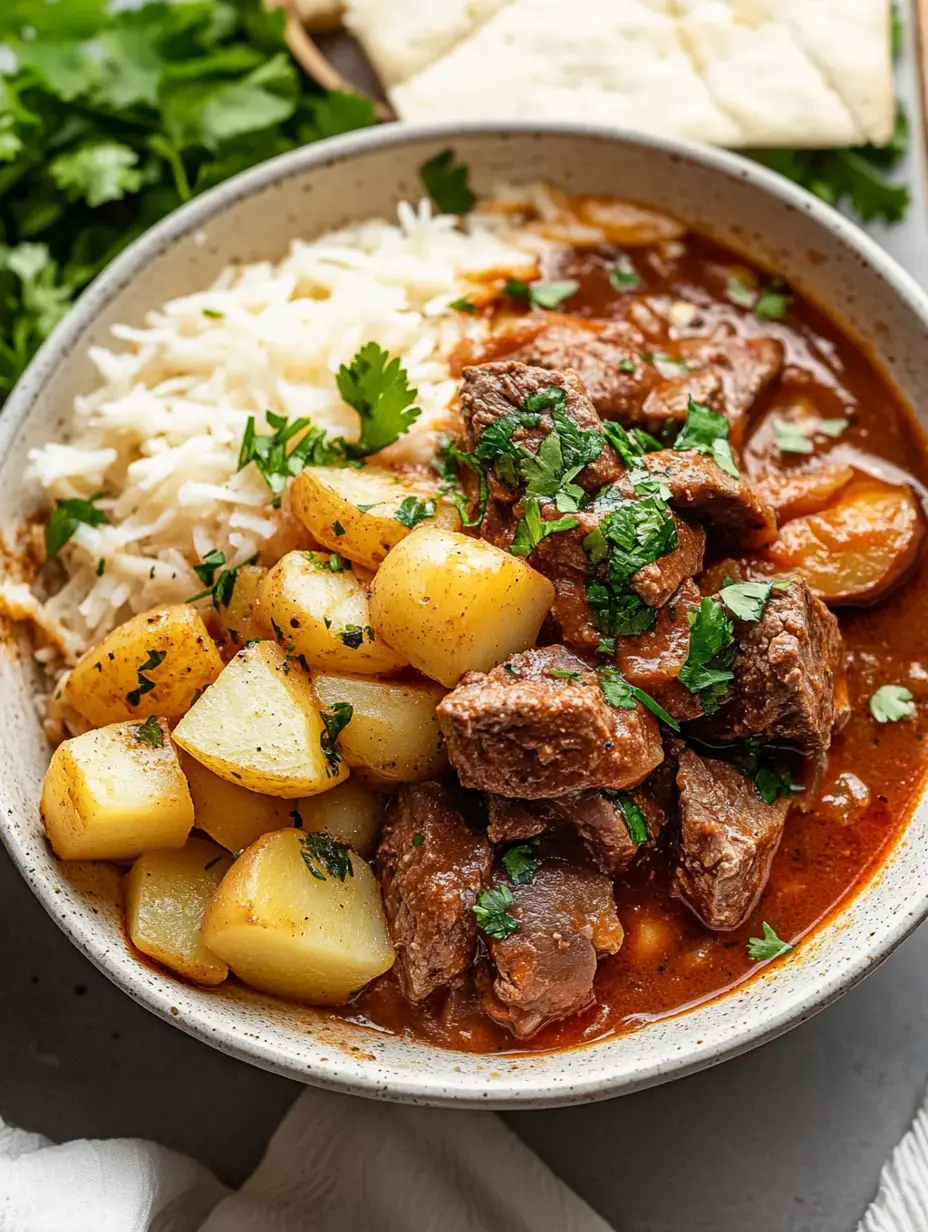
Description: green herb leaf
xmin=126 ymin=648 xmax=166 ymax=708
xmin=772 ymin=416 xmax=848 ymax=455
xmin=49 ymin=141 xmax=143 ymax=209
xmin=501 ymin=841 xmax=539 ymax=886
xmin=44 ymin=495 xmax=109 ymax=558
xmin=300 ymin=831 xmax=353 ymax=881
xmin=753 ymin=288 xmax=792 ymax=321
xmin=732 ymin=737 xmax=804 ymax=805
xmin=186 ymin=549 xmax=251 ymax=609
xmin=510 ymin=497 xmax=578 ymax=557
xmin=473 ymin=884 xmax=520 ymax=939
xmin=237 ymin=409 xmax=343 ymax=499
xmin=133 ymin=715 xmax=164 ymax=749
xmin=305 ymin=551 xmax=349 ymax=572
xmin=678 ymin=596 xmax=736 ymax=714
xmin=747 ymin=921 xmax=794 ymax=962
xmin=336 ymin=624 xmax=374 ymax=649
xmin=320 ymin=701 xmax=353 ymax=775
xmin=674 ymin=398 xmax=739 ymax=479
xmin=412 ymin=832 xmax=425 ymax=847
xmin=603 ymin=789 xmax=650 ymax=846
xmin=528 ymin=280 xmax=579 ymax=310
xmin=419 ymin=148 xmax=476 ymax=214
xmin=869 ymin=684 xmax=915 ymax=723
xmin=596 ymin=665 xmax=681 ymax=731
xmin=718 ymin=579 xmax=783 ymax=623
xmin=336 ymin=342 xmax=422 ymax=458
xmin=393 ymin=495 xmax=436 ymax=530
xmin=609 ymin=259 xmax=641 ymax=292
xmin=602 ymin=421 xmax=661 ymax=468
xmin=726 ymin=275 xmax=756 ymax=308
xmin=449 ymin=296 xmax=477 ymax=313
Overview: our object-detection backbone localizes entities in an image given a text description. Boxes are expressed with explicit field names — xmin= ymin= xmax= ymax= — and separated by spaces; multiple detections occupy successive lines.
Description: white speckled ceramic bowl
xmin=3 ymin=123 xmax=928 ymax=1108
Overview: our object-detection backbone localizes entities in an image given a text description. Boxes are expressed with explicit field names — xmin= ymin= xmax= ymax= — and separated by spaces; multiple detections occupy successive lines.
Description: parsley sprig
xmin=673 ymin=398 xmax=739 ymax=479
xmin=597 ymin=665 xmax=681 ymax=732
xmin=238 ymin=410 xmax=342 ymax=505
xmin=187 ymin=549 xmax=255 ymax=608
xmin=732 ymin=737 xmax=804 ymax=805
xmin=473 ymin=884 xmax=520 ymax=940
xmin=45 ymin=495 xmax=109 ymax=559
xmin=394 ymin=496 xmax=436 ymax=530
xmin=747 ymin=922 xmax=794 ymax=962
xmin=126 ymin=648 xmax=166 ymax=708
xmin=583 ymin=496 xmax=678 ymax=638
xmin=719 ymin=578 xmax=789 ymax=623
xmin=870 ymin=685 xmax=915 ymax=723
xmin=419 ymin=149 xmax=475 ymax=214
xmin=678 ymin=596 xmax=736 ymax=714
xmin=300 ymin=832 xmax=354 ymax=882
xmin=336 ymin=341 xmax=422 ymax=458
xmin=501 ymin=841 xmax=539 ymax=886
xmin=320 ymin=702 xmax=353 ymax=776
xmin=603 ymin=789 xmax=650 ymax=847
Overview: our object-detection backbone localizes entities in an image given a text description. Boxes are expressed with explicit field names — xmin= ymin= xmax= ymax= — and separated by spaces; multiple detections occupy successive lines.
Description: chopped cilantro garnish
xmin=869 ymin=684 xmax=915 ymax=723
xmin=772 ymin=416 xmax=848 ymax=455
xmin=747 ymin=922 xmax=793 ymax=962
xmin=238 ymin=410 xmax=342 ymax=504
xmin=336 ymin=624 xmax=374 ymax=650
xmin=133 ymin=716 xmax=164 ymax=749
xmin=548 ymin=668 xmax=581 ymax=681
xmin=501 ymin=840 xmax=539 ymax=886
xmin=394 ymin=495 xmax=436 ymax=529
xmin=187 ymin=549 xmax=253 ymax=609
xmin=618 ymin=358 xmax=637 ymax=374
xmin=419 ymin=148 xmax=476 ymax=214
xmin=602 ymin=421 xmax=661 ymax=469
xmin=719 ymin=578 xmax=788 ymax=623
xmin=449 ymin=296 xmax=478 ymax=314
xmin=511 ymin=497 xmax=578 ymax=557
xmin=45 ymin=495 xmax=109 ymax=559
xmin=335 ymin=341 xmax=422 ymax=458
xmin=504 ymin=278 xmax=579 ymax=310
xmin=320 ymin=702 xmax=353 ymax=776
xmin=202 ymin=308 xmax=224 ymax=320
xmin=300 ymin=831 xmax=354 ymax=881
xmin=753 ymin=287 xmax=792 ymax=321
xmin=597 ymin=637 xmax=616 ymax=657
xmin=678 ymin=597 xmax=736 ymax=714
xmin=609 ymin=259 xmax=641 ymax=292
xmin=732 ymin=737 xmax=804 ymax=805
xmin=603 ymin=789 xmax=650 ymax=847
xmin=96 ymin=558 xmax=105 ymax=577
xmin=673 ymin=398 xmax=739 ymax=479
xmin=126 ymin=648 xmax=166 ymax=708
xmin=433 ymin=433 xmax=487 ymax=528
xmin=305 ymin=551 xmax=349 ymax=572
xmin=333 ymin=521 xmax=346 ymax=537
xmin=726 ymin=275 xmax=756 ymax=308
xmin=596 ymin=665 xmax=681 ymax=731
xmin=473 ymin=885 xmax=520 ymax=939
xmin=412 ymin=832 xmax=425 ymax=847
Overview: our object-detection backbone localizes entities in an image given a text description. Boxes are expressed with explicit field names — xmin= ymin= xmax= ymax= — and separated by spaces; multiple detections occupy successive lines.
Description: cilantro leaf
xmin=449 ymin=296 xmax=477 ymax=314
xmin=732 ymin=737 xmax=804 ymax=805
xmin=300 ymin=91 xmax=377 ymax=141
xmin=674 ymin=398 xmax=739 ymax=479
xmin=603 ymin=789 xmax=650 ymax=847
xmin=609 ymin=259 xmax=640 ymax=292
xmin=126 ymin=648 xmax=166 ymax=708
xmin=336 ymin=342 xmax=422 ymax=458
xmin=187 ymin=549 xmax=254 ymax=609
xmin=237 ymin=410 xmax=342 ymax=503
xmin=719 ymin=579 xmax=786 ymax=622
xmin=678 ymin=596 xmax=736 ymax=714
xmin=596 ymin=665 xmax=681 ymax=731
xmin=394 ymin=496 xmax=436 ymax=530
xmin=510 ymin=497 xmax=578 ymax=557
xmin=602 ymin=421 xmax=661 ymax=469
xmin=753 ymin=288 xmax=792 ymax=321
xmin=133 ymin=715 xmax=164 ymax=749
xmin=747 ymin=922 xmax=793 ymax=962
xmin=433 ymin=434 xmax=487 ymax=528
xmin=300 ymin=831 xmax=353 ymax=882
xmin=320 ymin=702 xmax=353 ymax=776
xmin=419 ymin=148 xmax=476 ymax=214
xmin=505 ymin=278 xmax=579 ymax=310
xmin=501 ymin=841 xmax=539 ymax=886
xmin=49 ymin=141 xmax=144 ymax=209
xmin=772 ymin=416 xmax=848 ymax=455
xmin=869 ymin=684 xmax=915 ymax=723
xmin=473 ymin=885 xmax=520 ymax=939
xmin=44 ymin=494 xmax=109 ymax=558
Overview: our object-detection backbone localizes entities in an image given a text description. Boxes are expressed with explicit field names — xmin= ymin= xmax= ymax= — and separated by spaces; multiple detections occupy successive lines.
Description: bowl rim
xmin=5 ymin=118 xmax=928 ymax=1108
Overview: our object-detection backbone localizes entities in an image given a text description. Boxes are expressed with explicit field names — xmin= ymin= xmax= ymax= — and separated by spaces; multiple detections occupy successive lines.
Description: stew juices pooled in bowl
xmin=11 ymin=169 xmax=928 ymax=1056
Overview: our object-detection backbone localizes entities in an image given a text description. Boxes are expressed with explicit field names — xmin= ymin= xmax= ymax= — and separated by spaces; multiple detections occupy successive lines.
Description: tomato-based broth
xmin=331 ymin=227 xmax=928 ymax=1054
xmin=23 ymin=191 xmax=928 ymax=1058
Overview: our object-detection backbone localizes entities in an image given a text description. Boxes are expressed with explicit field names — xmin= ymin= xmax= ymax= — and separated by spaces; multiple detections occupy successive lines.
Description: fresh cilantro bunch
xmin=0 ymin=0 xmax=377 ymax=403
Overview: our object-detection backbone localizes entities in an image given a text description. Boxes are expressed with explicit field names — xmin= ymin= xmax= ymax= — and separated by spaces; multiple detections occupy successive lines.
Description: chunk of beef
xmin=530 ymin=503 xmax=705 ymax=649
xmin=481 ymin=841 xmax=624 ymax=1038
xmin=632 ymin=450 xmax=777 ymax=548
xmin=643 ymin=335 xmax=783 ymax=451
xmin=487 ymin=794 xmax=551 ymax=843
xmin=376 ymin=783 xmax=492 ymax=1002
xmin=437 ymin=646 xmax=664 ymax=798
xmin=695 ymin=577 xmax=846 ymax=755
xmin=674 ymin=747 xmax=789 ymax=930
xmin=459 ymin=360 xmax=622 ymax=502
xmin=616 ymin=578 xmax=704 ymax=721
xmin=509 ymin=317 xmax=660 ymax=422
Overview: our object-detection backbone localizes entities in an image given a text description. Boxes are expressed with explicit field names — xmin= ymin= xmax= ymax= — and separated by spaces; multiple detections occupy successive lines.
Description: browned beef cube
xmin=674 ymin=747 xmax=789 ymax=930
xmin=509 ymin=318 xmax=660 ymax=422
xmin=531 ymin=504 xmax=705 ymax=649
xmin=481 ymin=841 xmax=624 ymax=1038
xmin=696 ymin=577 xmax=846 ymax=755
xmin=643 ymin=336 xmax=783 ymax=451
xmin=437 ymin=646 xmax=664 ymax=798
xmin=486 ymin=795 xmax=552 ymax=843
xmin=376 ymin=783 xmax=492 ymax=1002
xmin=634 ymin=450 xmax=777 ymax=547
xmin=616 ymin=578 xmax=704 ymax=721
xmin=459 ymin=360 xmax=622 ymax=502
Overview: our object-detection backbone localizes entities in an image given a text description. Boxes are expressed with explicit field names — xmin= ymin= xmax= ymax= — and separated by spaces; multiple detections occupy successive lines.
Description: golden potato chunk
xmin=768 ymin=479 xmax=924 ymax=604
xmin=172 ymin=641 xmax=349 ymax=797
xmin=290 ymin=464 xmax=459 ymax=569
xmin=298 ymin=780 xmax=384 ymax=856
xmin=41 ymin=718 xmax=194 ymax=861
xmin=213 ymin=563 xmax=267 ymax=652
xmin=256 ymin=550 xmax=406 ymax=674
xmin=124 ymin=837 xmax=231 ymax=986
xmin=369 ymin=527 xmax=555 ymax=686
xmin=179 ymin=751 xmax=302 ymax=852
xmin=63 ymin=605 xmax=222 ymax=728
xmin=313 ymin=673 xmax=447 ymax=782
xmin=202 ymin=828 xmax=394 ymax=1004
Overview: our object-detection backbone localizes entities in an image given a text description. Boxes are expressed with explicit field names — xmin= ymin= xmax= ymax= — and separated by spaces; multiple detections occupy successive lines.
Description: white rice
xmin=15 ymin=198 xmax=544 ymax=660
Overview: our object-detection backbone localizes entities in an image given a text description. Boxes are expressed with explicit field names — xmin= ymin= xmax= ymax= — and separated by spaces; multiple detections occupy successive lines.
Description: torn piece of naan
xmin=365 ymin=0 xmax=894 ymax=149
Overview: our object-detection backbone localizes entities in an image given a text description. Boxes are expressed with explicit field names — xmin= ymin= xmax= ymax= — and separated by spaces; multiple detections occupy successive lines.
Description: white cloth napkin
xmin=858 ymin=1086 xmax=928 ymax=1232
xmin=0 ymin=1086 xmax=613 ymax=1232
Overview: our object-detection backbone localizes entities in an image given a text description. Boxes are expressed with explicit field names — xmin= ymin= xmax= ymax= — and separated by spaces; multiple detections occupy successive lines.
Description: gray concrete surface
xmin=3 ymin=16 xmax=928 ymax=1232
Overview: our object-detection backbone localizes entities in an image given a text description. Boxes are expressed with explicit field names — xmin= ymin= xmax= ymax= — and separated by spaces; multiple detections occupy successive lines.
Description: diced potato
xmin=369 ymin=527 xmax=555 ymax=686
xmin=298 ymin=780 xmax=384 ymax=856
xmin=256 ymin=550 xmax=407 ymax=674
xmin=63 ymin=605 xmax=222 ymax=728
xmin=768 ymin=479 xmax=924 ymax=604
xmin=179 ymin=751 xmax=302 ymax=852
xmin=290 ymin=464 xmax=459 ymax=569
xmin=214 ymin=564 xmax=267 ymax=651
xmin=124 ymin=837 xmax=231 ymax=986
xmin=202 ymin=828 xmax=394 ymax=1004
xmin=41 ymin=718 xmax=194 ymax=861
xmin=758 ymin=462 xmax=855 ymax=524
xmin=173 ymin=641 xmax=349 ymax=797
xmin=313 ymin=672 xmax=447 ymax=782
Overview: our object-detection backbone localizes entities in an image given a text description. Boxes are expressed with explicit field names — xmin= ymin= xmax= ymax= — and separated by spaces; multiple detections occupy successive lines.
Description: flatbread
xmin=344 ymin=0 xmax=510 ymax=87
xmin=369 ymin=0 xmax=895 ymax=149
xmin=294 ymin=0 xmax=344 ymax=28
